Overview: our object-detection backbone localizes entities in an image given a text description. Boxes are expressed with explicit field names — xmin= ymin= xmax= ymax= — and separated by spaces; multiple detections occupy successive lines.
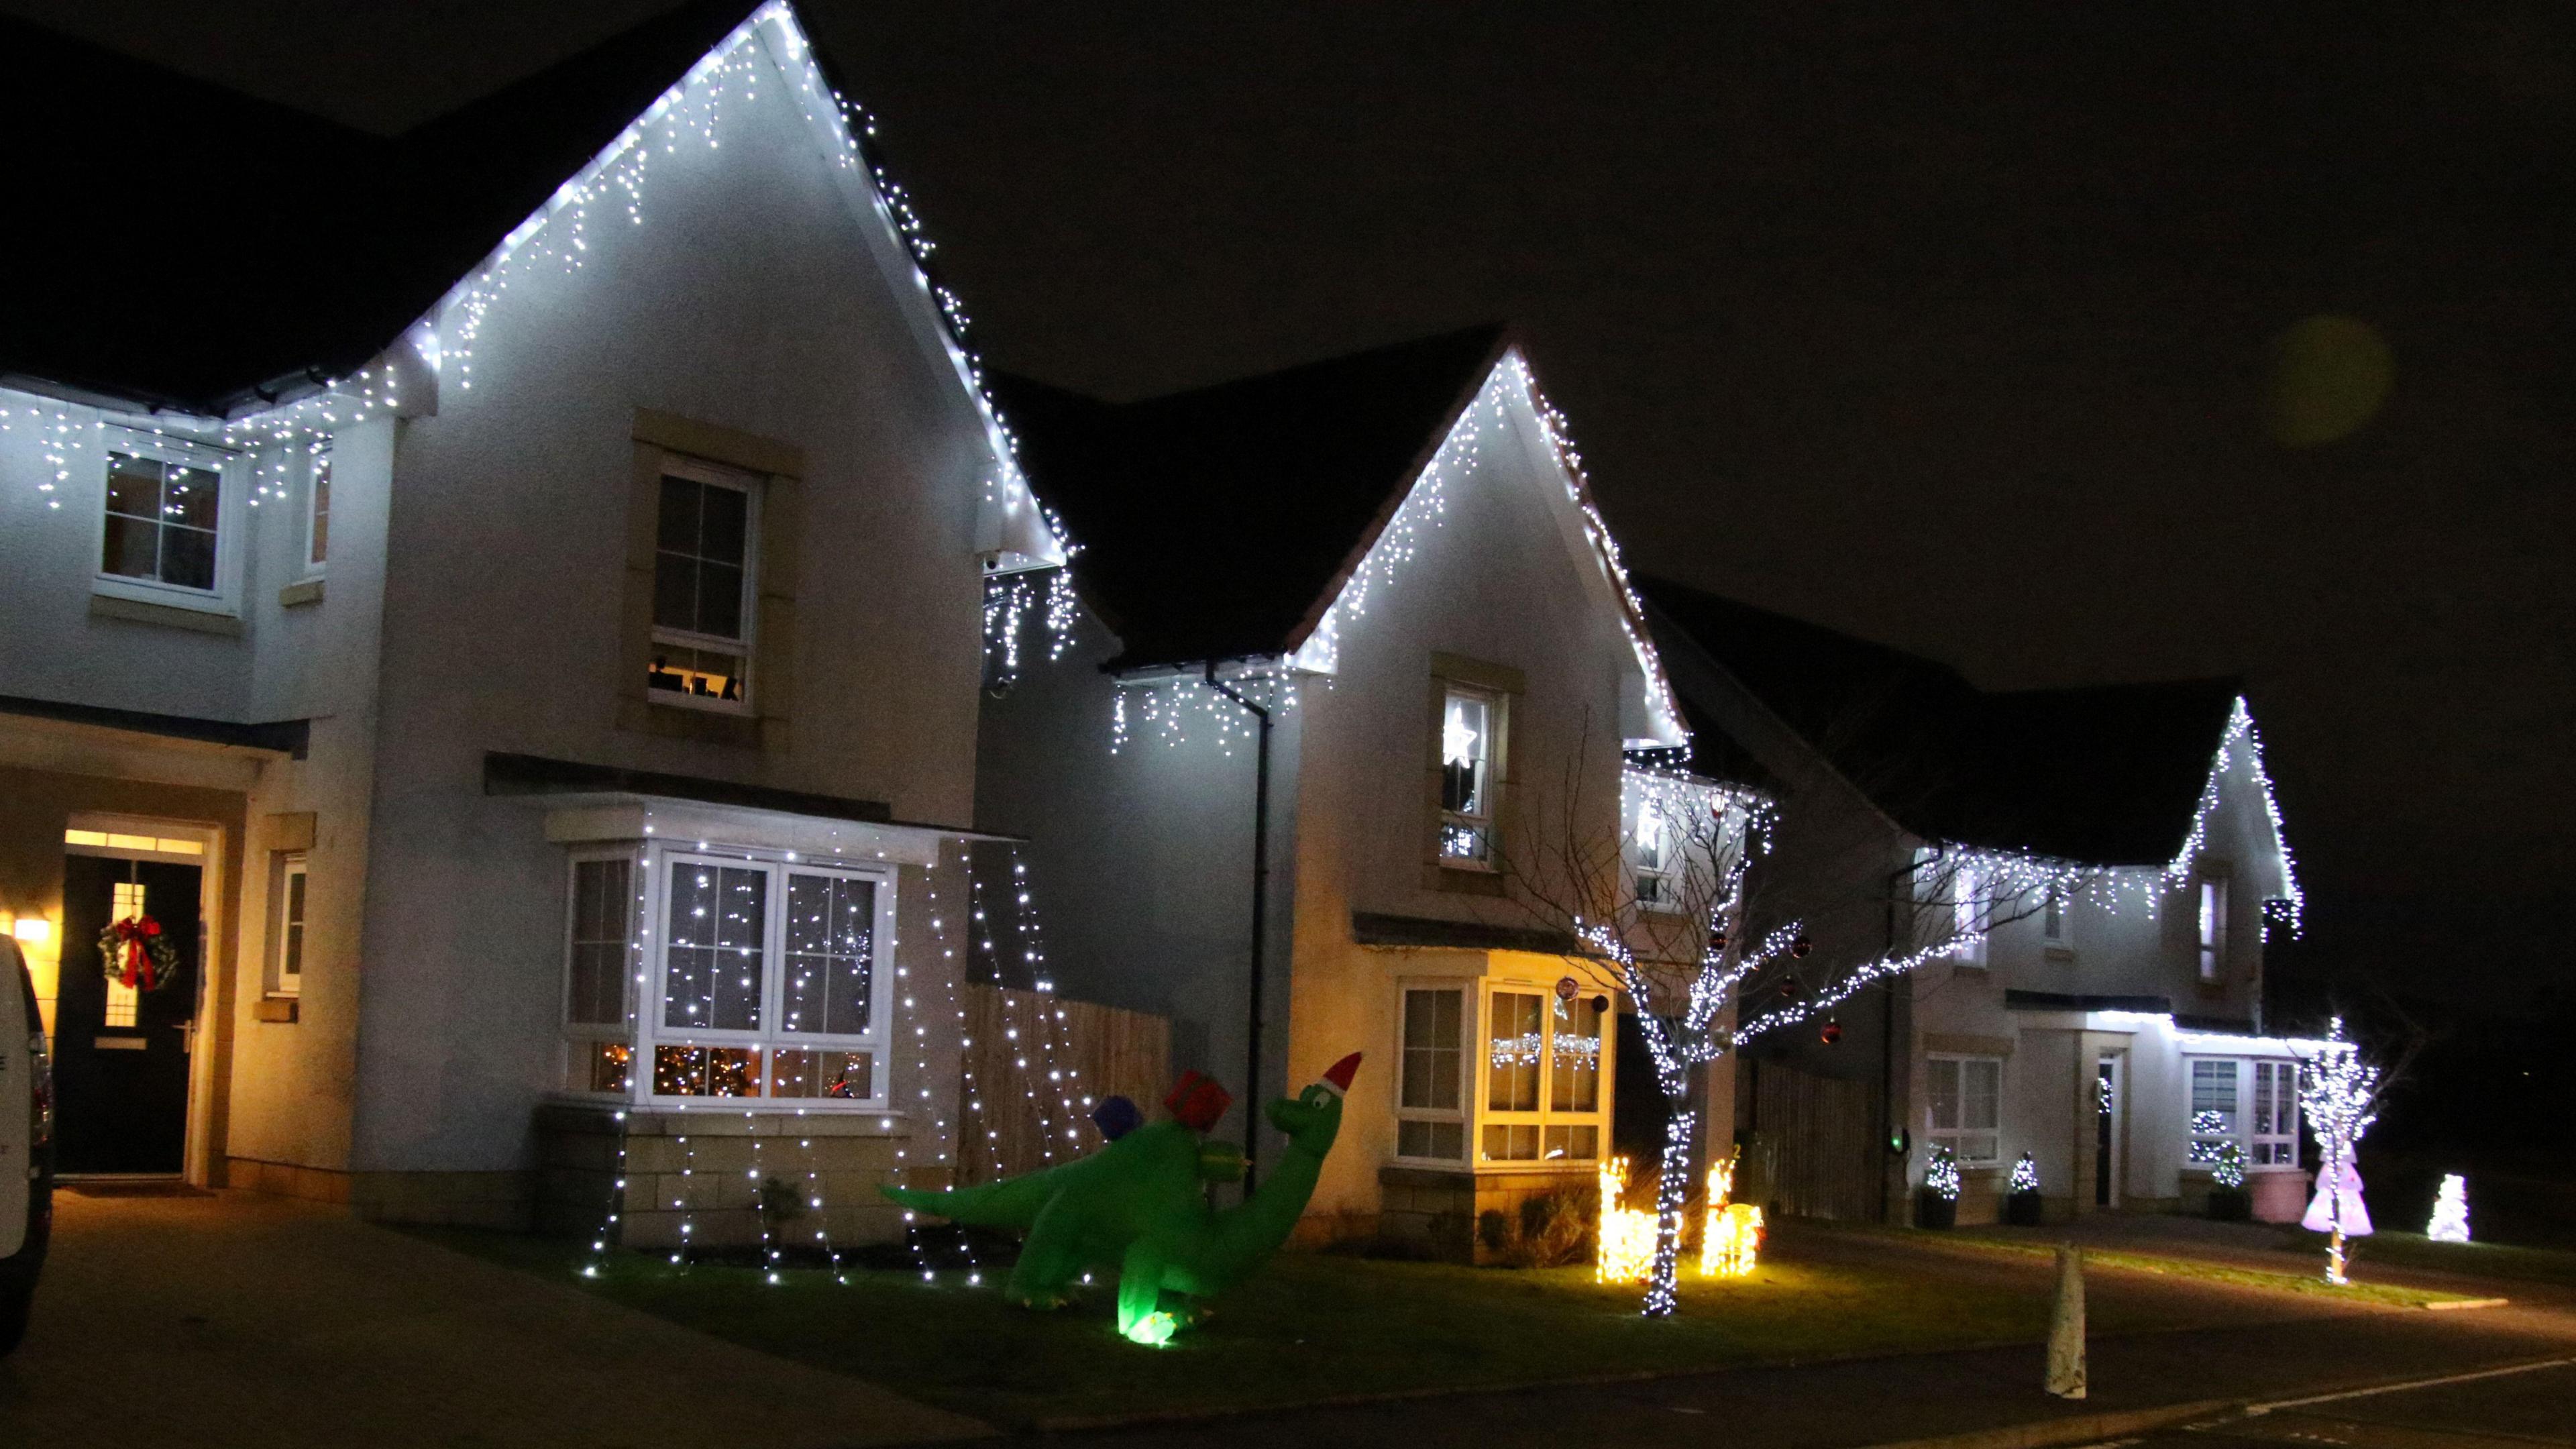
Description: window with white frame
xmin=274 ymin=854 xmax=307 ymax=998
xmin=2042 ymin=886 xmax=2071 ymax=951
xmin=1917 ymin=849 xmax=1988 ymax=966
xmin=1481 ymin=988 xmax=1606 ymax=1163
xmin=2196 ymin=876 xmax=2230 ymax=982
xmin=647 ymin=458 xmax=757 ymax=711
xmin=1395 ymin=987 xmax=1466 ymax=1161
xmin=100 ymin=447 xmax=225 ymax=595
xmin=562 ymin=855 xmax=636 ymax=1094
xmin=2250 ymin=1060 xmax=2298 ymax=1164
xmin=1629 ymin=790 xmax=1679 ymax=908
xmin=1925 ymin=1055 xmax=2001 ymax=1164
xmin=1437 ymin=684 xmax=1499 ymax=867
xmin=304 ymin=445 xmax=331 ymax=574
xmin=650 ymin=852 xmax=888 ymax=1104
xmin=2188 ymin=1058 xmax=2239 ymax=1163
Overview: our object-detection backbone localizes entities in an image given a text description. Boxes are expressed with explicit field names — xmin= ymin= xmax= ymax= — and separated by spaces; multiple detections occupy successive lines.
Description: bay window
xmin=2187 ymin=1057 xmax=2299 ymax=1167
xmin=559 ymin=845 xmax=893 ymax=1108
xmin=1481 ymin=989 xmax=1605 ymax=1163
xmin=1925 ymin=1055 xmax=2001 ymax=1165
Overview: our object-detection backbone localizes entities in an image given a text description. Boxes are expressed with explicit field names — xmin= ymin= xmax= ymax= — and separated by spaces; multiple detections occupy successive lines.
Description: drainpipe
xmin=1204 ymin=661 xmax=1273 ymax=1195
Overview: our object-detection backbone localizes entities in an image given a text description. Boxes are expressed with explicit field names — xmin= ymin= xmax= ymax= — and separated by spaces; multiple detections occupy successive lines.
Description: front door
xmin=55 ymin=854 xmax=199 ymax=1174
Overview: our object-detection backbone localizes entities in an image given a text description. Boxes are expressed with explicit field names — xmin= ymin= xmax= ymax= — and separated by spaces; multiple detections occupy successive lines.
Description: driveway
xmin=0 ymin=1187 xmax=987 ymax=1448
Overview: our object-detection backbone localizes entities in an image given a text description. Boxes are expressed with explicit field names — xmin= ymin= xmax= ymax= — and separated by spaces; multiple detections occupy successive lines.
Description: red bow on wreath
xmin=100 ymin=914 xmax=180 ymax=992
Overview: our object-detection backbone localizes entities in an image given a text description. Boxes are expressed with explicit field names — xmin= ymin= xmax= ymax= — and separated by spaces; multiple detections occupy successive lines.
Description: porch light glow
xmin=11 ymin=916 xmax=48 ymax=945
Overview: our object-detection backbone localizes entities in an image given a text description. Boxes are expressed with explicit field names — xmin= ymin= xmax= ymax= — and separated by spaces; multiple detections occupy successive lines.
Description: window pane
xmin=1487 ymin=991 xmax=1542 ymax=1112
xmin=309 ymin=453 xmax=331 ymax=565
xmin=1401 ymin=988 xmax=1461 ymax=1111
xmin=160 ymin=525 xmax=217 ymax=590
xmin=1482 ymin=1122 xmax=1540 ymax=1161
xmin=1550 ymin=996 xmax=1602 ymax=1114
xmin=1441 ymin=692 xmax=1489 ymax=816
xmin=101 ymin=513 xmax=158 ymax=578
xmin=771 ymin=1049 xmax=871 ymax=1099
xmin=1965 ymin=1059 xmax=2000 ymax=1131
xmin=1542 ymin=1123 xmax=1599 ymax=1161
xmin=699 ymin=482 xmax=748 ymax=566
xmin=696 ymin=561 xmax=744 ymax=639
xmin=781 ymin=873 xmax=873 ymax=1036
xmin=104 ymin=453 xmax=160 ymax=517
xmin=646 ymin=643 xmax=748 ymax=703
xmin=164 ymin=464 xmax=219 ymax=529
xmin=652 ymin=553 xmax=696 ymax=631
xmin=1927 ymin=1059 xmax=1961 ymax=1130
xmin=567 ymin=1042 xmax=633 ymax=1094
xmin=663 ymin=863 xmax=764 ymax=1031
xmin=657 ymin=476 xmax=701 ymax=553
xmin=653 ymin=1044 xmax=761 ymax=1098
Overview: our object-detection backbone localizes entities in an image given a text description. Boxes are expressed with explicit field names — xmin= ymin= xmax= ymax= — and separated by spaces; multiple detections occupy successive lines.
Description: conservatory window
xmin=1925 ymin=1055 xmax=2001 ymax=1165
xmin=1480 ymin=988 xmax=1606 ymax=1164
xmin=2250 ymin=1060 xmax=2298 ymax=1164
xmin=648 ymin=458 xmax=758 ymax=712
xmin=561 ymin=855 xmax=635 ymax=1093
xmin=1395 ymin=987 xmax=1466 ymax=1162
xmin=1437 ymin=685 xmax=1499 ymax=867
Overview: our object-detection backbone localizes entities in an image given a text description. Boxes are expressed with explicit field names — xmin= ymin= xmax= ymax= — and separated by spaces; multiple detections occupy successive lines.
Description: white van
xmin=1 ymin=934 xmax=51 ymax=1355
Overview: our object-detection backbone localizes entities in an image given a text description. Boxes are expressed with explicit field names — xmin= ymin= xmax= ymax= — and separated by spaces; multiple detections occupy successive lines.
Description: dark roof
xmin=1640 ymin=576 xmax=2239 ymax=865
xmin=0 ymin=1 xmax=824 ymax=414
xmin=989 ymin=326 xmax=1509 ymax=671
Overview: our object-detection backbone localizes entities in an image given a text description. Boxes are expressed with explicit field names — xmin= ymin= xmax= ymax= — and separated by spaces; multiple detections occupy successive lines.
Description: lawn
xmin=2316 ymin=1229 xmax=2576 ymax=1290
xmin=1917 ymin=1229 xmax=2461 ymax=1309
xmin=417 ymin=1228 xmax=2073 ymax=1428
xmin=409 ymin=1215 xmax=2483 ymax=1428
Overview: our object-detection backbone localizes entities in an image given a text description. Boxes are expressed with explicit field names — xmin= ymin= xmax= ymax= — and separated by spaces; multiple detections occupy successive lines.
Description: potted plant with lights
xmin=2206 ymin=1141 xmax=2252 ymax=1222
xmin=2004 ymin=1151 xmax=2044 ymax=1226
xmin=1917 ymin=1145 xmax=1961 ymax=1230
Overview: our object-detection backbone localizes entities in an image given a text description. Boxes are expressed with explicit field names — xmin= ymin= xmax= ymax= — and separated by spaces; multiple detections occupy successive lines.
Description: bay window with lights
xmin=1925 ymin=1055 xmax=2002 ymax=1165
xmin=558 ymin=844 xmax=894 ymax=1108
xmin=2188 ymin=1057 xmax=2298 ymax=1167
xmin=1393 ymin=982 xmax=1611 ymax=1167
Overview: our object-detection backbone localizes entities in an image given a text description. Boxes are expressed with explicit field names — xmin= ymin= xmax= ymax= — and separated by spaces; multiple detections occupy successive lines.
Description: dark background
xmin=12 ymin=0 xmax=2568 ymax=1176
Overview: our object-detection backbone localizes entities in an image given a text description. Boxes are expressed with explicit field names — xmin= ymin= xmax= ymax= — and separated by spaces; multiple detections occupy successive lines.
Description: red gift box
xmin=1163 ymin=1071 xmax=1232 ymax=1133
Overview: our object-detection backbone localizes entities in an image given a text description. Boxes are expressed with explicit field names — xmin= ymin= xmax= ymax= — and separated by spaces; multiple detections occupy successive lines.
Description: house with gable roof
xmin=974 ymin=327 xmax=1714 ymax=1254
xmin=0 ymin=1 xmax=1061 ymax=1240
xmin=1640 ymin=578 xmax=2315 ymax=1226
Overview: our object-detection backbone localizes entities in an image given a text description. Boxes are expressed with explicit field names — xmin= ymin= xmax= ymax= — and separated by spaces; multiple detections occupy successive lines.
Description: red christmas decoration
xmin=1790 ymin=933 xmax=1813 ymax=959
xmin=99 ymin=914 xmax=180 ymax=992
xmin=1163 ymin=1071 xmax=1233 ymax=1133
xmin=1820 ymin=1019 xmax=1843 ymax=1046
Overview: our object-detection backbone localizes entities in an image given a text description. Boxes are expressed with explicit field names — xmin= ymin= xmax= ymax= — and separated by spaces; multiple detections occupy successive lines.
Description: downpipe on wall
xmin=1204 ymin=661 xmax=1272 ymax=1195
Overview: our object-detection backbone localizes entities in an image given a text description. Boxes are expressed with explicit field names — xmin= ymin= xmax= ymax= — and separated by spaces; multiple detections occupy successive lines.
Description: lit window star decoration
xmin=2296 ymin=1017 xmax=2379 ymax=1285
xmin=2426 ymin=1174 xmax=2470 ymax=1245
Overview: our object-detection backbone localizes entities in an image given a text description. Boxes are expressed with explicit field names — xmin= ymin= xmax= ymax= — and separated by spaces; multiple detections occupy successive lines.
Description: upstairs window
xmin=1925 ymin=1055 xmax=2001 ymax=1164
xmin=305 ymin=445 xmax=331 ymax=574
xmin=1438 ymin=685 xmax=1499 ymax=867
xmin=1630 ymin=795 xmax=1678 ymax=908
xmin=2042 ymin=887 xmax=2070 ymax=949
xmin=101 ymin=450 xmax=222 ymax=594
xmin=2197 ymin=877 xmax=2230 ymax=981
xmin=648 ymin=458 xmax=757 ymax=712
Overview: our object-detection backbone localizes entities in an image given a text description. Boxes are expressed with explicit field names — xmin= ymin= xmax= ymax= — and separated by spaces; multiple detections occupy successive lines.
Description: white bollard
xmin=2047 ymin=1244 xmax=2086 ymax=1400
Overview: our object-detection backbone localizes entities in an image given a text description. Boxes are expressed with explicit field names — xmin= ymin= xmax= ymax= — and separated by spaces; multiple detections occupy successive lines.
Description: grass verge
xmin=1911 ymin=1228 xmax=2466 ymax=1307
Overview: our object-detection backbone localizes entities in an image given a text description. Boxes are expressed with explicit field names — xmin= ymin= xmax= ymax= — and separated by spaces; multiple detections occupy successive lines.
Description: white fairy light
xmin=2296 ymin=1018 xmax=2377 ymax=1285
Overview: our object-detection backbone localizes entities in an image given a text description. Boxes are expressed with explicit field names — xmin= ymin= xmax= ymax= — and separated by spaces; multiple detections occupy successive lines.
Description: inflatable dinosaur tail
xmin=879 ymin=1169 xmax=1059 ymax=1232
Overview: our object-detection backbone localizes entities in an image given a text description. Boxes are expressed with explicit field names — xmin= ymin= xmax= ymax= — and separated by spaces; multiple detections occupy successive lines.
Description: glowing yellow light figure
xmin=1597 ymin=1155 xmax=1656 ymax=1285
xmin=1699 ymin=1151 xmax=1764 ymax=1277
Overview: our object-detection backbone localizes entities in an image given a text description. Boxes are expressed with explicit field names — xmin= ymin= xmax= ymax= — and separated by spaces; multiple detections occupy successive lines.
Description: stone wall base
xmin=537 ymin=1102 xmax=934 ymax=1250
xmin=1377 ymin=1164 xmax=1594 ymax=1264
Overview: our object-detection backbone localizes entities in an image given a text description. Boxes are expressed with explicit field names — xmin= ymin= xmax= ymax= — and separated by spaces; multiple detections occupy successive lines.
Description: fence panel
xmin=957 ymin=984 xmax=1171 ymax=1185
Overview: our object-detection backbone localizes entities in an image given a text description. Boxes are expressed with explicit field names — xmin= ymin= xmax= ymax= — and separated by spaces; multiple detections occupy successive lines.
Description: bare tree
xmin=1489 ymin=742 xmax=2078 ymax=1317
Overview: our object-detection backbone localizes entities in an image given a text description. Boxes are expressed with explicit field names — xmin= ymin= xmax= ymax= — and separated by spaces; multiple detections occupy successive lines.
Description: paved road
xmin=2120 ymin=1359 xmax=2576 ymax=1449
xmin=1 ymin=1189 xmax=985 ymax=1449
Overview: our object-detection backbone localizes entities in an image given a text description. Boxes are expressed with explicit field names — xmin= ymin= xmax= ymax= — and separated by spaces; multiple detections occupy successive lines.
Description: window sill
xmin=2043 ymin=945 xmax=2076 ymax=963
xmin=616 ymin=696 xmax=772 ymax=751
xmin=279 ymin=578 xmax=325 ymax=608
xmin=1424 ymin=861 xmax=1507 ymax=898
xmin=90 ymin=590 xmax=244 ymax=637
xmin=254 ymin=996 xmax=299 ymax=1024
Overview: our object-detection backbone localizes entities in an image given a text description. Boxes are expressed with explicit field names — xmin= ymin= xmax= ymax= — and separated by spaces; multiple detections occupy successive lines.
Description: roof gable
xmin=1641 ymin=576 xmax=2251 ymax=866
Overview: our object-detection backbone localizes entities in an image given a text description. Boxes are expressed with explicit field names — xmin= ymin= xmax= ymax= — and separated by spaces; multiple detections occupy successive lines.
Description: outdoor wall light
xmin=11 ymin=916 xmax=50 ymax=945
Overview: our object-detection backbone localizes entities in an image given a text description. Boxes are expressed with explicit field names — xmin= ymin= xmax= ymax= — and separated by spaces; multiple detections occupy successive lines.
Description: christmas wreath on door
xmin=101 ymin=913 xmax=180 ymax=991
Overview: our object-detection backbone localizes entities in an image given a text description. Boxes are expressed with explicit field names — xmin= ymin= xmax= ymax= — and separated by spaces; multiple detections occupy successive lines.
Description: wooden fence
xmin=955 ymin=983 xmax=1171 ymax=1185
xmin=1740 ymin=1061 xmax=1884 ymax=1222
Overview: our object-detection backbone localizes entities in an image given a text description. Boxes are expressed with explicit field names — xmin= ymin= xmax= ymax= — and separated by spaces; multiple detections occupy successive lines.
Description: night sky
xmin=16 ymin=1 xmax=2569 ymax=1008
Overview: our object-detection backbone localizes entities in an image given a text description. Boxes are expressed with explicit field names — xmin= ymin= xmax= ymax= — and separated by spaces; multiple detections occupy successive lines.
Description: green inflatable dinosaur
xmin=882 ymin=1052 xmax=1362 ymax=1344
